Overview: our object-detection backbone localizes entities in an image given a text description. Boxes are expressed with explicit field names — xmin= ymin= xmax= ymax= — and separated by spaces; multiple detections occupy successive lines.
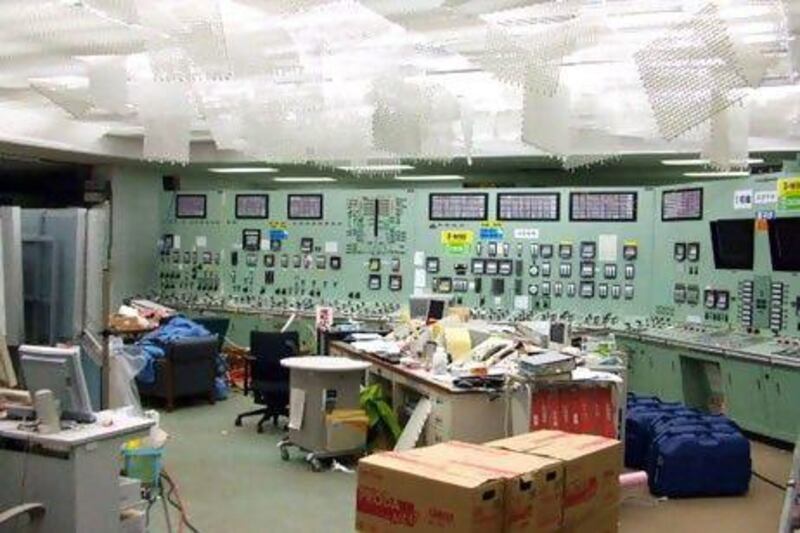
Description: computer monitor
xmin=20 ymin=345 xmax=95 ymax=423
xmin=409 ymin=295 xmax=452 ymax=323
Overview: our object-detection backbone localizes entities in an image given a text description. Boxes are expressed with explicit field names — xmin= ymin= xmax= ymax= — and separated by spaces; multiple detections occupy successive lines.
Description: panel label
xmin=479 ymin=221 xmax=504 ymax=241
xmin=754 ymin=190 xmax=777 ymax=205
xmin=733 ymin=189 xmax=753 ymax=210
xmin=269 ymin=229 xmax=288 ymax=241
xmin=513 ymin=228 xmax=540 ymax=240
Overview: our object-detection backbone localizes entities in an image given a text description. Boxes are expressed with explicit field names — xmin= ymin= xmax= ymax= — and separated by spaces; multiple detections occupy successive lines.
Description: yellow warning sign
xmin=778 ymin=177 xmax=800 ymax=211
xmin=441 ymin=230 xmax=474 ymax=246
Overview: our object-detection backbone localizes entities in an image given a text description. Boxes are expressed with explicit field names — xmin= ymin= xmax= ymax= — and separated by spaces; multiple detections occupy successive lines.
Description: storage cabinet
xmin=623 ymin=341 xmax=683 ymax=402
xmin=763 ymin=366 xmax=800 ymax=442
xmin=621 ymin=336 xmax=800 ymax=443
xmin=722 ymin=359 xmax=772 ymax=436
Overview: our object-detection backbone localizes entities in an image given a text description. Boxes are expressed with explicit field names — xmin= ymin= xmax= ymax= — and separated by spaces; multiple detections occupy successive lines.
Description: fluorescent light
xmin=394 ymin=175 xmax=465 ymax=182
xmin=273 ymin=177 xmax=336 ymax=183
xmin=337 ymin=164 xmax=415 ymax=172
xmin=662 ymin=158 xmax=764 ymax=166
xmin=208 ymin=167 xmax=279 ymax=174
xmin=683 ymin=171 xmax=750 ymax=178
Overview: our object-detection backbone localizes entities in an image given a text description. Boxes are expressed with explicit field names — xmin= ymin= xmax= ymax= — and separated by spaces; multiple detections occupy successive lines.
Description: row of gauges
xmin=674 ymin=242 xmax=700 ymax=262
xmin=528 ymin=281 xmax=634 ymax=299
xmin=163 ymin=249 xmax=221 ymax=265
xmin=473 ymin=241 xmax=639 ymax=261
xmin=237 ymin=252 xmax=343 ymax=271
xmin=367 ymin=274 xmax=403 ymax=291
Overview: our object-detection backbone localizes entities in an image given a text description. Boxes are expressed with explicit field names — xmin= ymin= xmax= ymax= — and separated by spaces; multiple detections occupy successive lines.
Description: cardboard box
xmin=558 ymin=506 xmax=619 ymax=533
xmin=325 ymin=409 xmax=368 ymax=453
xmin=488 ymin=431 xmax=621 ymax=528
xmin=356 ymin=450 xmax=505 ymax=533
xmin=413 ymin=442 xmax=564 ymax=532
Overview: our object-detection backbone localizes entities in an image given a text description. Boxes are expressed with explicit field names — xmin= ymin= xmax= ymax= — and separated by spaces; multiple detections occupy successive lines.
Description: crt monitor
xmin=20 ymin=345 xmax=95 ymax=423
xmin=709 ymin=219 xmax=755 ymax=270
xmin=409 ymin=295 xmax=452 ymax=322
xmin=768 ymin=217 xmax=800 ymax=271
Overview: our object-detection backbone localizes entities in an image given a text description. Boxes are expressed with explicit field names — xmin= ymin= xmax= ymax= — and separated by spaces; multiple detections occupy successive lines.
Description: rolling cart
xmin=279 ymin=356 xmax=371 ymax=472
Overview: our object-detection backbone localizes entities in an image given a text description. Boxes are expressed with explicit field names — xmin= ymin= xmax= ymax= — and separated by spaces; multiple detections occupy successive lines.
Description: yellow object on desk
xmin=444 ymin=327 xmax=473 ymax=362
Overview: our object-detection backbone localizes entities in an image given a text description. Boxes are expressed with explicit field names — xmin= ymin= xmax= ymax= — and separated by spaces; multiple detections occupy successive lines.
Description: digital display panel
xmin=235 ymin=194 xmax=269 ymax=219
xmin=287 ymin=194 xmax=323 ymax=220
xmin=176 ymin=194 xmax=206 ymax=219
xmin=569 ymin=192 xmax=637 ymax=222
xmin=429 ymin=193 xmax=488 ymax=221
xmin=662 ymin=188 xmax=703 ymax=221
xmin=497 ymin=193 xmax=560 ymax=221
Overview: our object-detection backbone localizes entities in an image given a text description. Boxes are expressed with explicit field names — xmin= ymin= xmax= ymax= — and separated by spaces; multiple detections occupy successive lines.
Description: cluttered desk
xmin=329 ymin=295 xmax=625 ymax=447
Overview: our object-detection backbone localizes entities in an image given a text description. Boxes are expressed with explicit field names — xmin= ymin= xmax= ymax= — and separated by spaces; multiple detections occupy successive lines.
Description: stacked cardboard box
xmin=489 ymin=431 xmax=621 ymax=532
xmin=356 ymin=430 xmax=621 ymax=533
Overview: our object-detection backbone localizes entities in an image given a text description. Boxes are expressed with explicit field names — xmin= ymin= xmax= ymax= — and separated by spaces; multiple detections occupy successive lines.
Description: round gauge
xmin=528 ymin=284 xmax=539 ymax=296
xmin=528 ymin=265 xmax=539 ymax=276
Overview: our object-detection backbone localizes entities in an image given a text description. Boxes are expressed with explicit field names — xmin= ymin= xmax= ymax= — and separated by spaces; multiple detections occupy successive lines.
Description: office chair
xmin=0 ymin=503 xmax=45 ymax=530
xmin=234 ymin=331 xmax=298 ymax=433
xmin=190 ymin=317 xmax=230 ymax=354
xmin=137 ymin=336 xmax=218 ymax=412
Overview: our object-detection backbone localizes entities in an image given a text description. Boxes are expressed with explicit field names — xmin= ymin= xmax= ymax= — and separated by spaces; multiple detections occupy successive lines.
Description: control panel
xmin=154 ymin=176 xmax=800 ymax=336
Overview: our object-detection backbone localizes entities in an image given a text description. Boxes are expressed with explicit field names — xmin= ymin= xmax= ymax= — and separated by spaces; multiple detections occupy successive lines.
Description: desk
xmin=0 ymin=411 xmax=153 ymax=533
xmin=329 ymin=341 xmax=510 ymax=444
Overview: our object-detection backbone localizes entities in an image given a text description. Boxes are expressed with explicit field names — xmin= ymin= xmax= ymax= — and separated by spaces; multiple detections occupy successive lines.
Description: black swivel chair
xmin=234 ymin=331 xmax=298 ymax=433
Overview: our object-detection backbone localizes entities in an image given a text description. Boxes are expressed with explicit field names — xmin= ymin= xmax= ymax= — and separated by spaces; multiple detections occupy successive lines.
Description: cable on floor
xmin=160 ymin=470 xmax=200 ymax=533
xmin=752 ymin=470 xmax=787 ymax=491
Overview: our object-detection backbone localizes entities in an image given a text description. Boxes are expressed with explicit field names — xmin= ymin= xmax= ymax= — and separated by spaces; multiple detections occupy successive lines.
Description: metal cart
xmin=279 ymin=356 xmax=371 ymax=472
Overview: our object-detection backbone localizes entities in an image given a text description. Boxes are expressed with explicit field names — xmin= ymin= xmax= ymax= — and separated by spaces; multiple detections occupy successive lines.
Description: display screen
xmin=236 ymin=194 xmax=269 ymax=219
xmin=429 ymin=193 xmax=488 ymax=221
xmin=569 ymin=192 xmax=637 ymax=222
xmin=710 ymin=219 xmax=755 ymax=270
xmin=287 ymin=194 xmax=323 ymax=219
xmin=662 ymin=188 xmax=703 ymax=221
xmin=497 ymin=193 xmax=560 ymax=221
xmin=768 ymin=217 xmax=800 ymax=271
xmin=176 ymin=194 xmax=206 ymax=219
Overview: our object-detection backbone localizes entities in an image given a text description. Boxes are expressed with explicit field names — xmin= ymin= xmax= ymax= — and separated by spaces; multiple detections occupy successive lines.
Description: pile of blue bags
xmin=625 ymin=393 xmax=751 ymax=497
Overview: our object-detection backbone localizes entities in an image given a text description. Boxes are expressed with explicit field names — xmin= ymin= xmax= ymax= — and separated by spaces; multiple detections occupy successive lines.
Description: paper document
xmin=289 ymin=388 xmax=305 ymax=430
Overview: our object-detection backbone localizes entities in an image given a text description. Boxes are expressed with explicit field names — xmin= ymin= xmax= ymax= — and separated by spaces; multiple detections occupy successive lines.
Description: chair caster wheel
xmin=234 ymin=419 xmax=243 ymax=427
xmin=310 ymin=458 xmax=323 ymax=472
xmin=257 ymin=426 xmax=264 ymax=434
xmin=280 ymin=447 xmax=290 ymax=461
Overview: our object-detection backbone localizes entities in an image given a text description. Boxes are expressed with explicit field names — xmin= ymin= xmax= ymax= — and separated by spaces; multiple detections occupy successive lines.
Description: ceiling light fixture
xmin=683 ymin=171 xmax=750 ymax=178
xmin=661 ymin=158 xmax=764 ymax=166
xmin=337 ymin=164 xmax=415 ymax=172
xmin=273 ymin=177 xmax=336 ymax=183
xmin=208 ymin=167 xmax=279 ymax=173
xmin=394 ymin=175 xmax=465 ymax=182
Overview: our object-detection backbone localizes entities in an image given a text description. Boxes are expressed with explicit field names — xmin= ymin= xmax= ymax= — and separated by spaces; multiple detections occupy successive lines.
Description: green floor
xmin=147 ymin=392 xmax=792 ymax=533
xmin=148 ymin=393 xmax=356 ymax=533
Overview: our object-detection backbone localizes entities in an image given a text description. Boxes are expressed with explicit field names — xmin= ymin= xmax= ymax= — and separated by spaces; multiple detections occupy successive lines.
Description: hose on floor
xmin=160 ymin=470 xmax=200 ymax=533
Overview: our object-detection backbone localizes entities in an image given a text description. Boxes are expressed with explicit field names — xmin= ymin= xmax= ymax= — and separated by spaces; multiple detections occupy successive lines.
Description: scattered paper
xmin=413 ymin=251 xmax=425 ymax=267
xmin=598 ymin=234 xmax=618 ymax=261
xmin=325 ymin=241 xmax=339 ymax=253
xmin=414 ymin=268 xmax=427 ymax=288
xmin=196 ymin=236 xmax=207 ymax=248
xmin=289 ymin=388 xmax=305 ymax=430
